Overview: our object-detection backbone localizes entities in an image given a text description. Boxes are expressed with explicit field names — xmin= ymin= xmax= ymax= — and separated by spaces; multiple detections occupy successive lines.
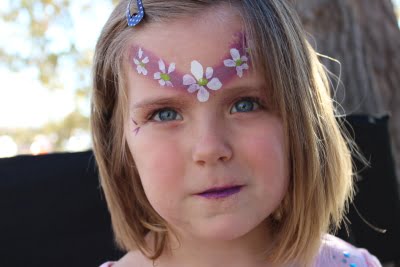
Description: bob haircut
xmin=91 ymin=0 xmax=355 ymax=266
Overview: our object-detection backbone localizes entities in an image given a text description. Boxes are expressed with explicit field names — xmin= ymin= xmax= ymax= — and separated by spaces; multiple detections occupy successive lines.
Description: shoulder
xmin=313 ymin=234 xmax=382 ymax=267
xmin=99 ymin=250 xmax=152 ymax=267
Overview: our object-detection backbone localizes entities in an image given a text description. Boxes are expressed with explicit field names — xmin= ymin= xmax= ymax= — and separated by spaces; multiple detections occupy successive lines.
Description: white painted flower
xmin=223 ymin=48 xmax=249 ymax=78
xmin=153 ymin=59 xmax=175 ymax=87
xmin=183 ymin=61 xmax=222 ymax=102
xmin=133 ymin=48 xmax=149 ymax=75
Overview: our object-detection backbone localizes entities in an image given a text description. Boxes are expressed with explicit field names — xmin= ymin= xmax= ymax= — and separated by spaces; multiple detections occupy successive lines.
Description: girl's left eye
xmin=230 ymin=97 xmax=261 ymax=113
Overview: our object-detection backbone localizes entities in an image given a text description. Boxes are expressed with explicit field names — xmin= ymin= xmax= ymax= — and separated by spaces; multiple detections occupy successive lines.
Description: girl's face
xmin=125 ymin=7 xmax=289 ymax=242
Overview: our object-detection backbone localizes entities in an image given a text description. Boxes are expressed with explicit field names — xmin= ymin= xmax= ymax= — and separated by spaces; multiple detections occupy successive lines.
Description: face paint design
xmin=129 ymin=33 xmax=251 ymax=102
xmin=183 ymin=61 xmax=222 ymax=102
xmin=154 ymin=59 xmax=176 ymax=87
xmin=132 ymin=119 xmax=141 ymax=135
xmin=133 ymin=48 xmax=150 ymax=75
xmin=223 ymin=48 xmax=249 ymax=78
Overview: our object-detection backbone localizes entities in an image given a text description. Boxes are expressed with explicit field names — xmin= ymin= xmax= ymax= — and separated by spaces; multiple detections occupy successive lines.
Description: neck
xmin=151 ymin=219 xmax=276 ymax=267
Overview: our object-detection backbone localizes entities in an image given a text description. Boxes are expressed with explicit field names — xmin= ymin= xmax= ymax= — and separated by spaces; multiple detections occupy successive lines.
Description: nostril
xmin=192 ymin=139 xmax=233 ymax=165
xmin=219 ymin=155 xmax=230 ymax=162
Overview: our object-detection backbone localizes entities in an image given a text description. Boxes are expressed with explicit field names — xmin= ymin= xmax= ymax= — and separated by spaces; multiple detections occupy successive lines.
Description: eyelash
xmin=145 ymin=96 xmax=264 ymax=123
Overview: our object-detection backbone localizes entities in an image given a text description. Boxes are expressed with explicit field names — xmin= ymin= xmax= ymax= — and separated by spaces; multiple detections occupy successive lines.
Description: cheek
xmin=127 ymin=132 xmax=185 ymax=214
xmin=238 ymin=119 xmax=289 ymax=201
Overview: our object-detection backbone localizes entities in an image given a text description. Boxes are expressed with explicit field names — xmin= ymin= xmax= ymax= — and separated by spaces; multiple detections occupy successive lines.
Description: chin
xmin=193 ymin=217 xmax=260 ymax=241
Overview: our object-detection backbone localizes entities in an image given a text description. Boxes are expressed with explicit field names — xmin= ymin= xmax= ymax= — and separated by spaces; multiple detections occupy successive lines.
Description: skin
xmin=119 ymin=5 xmax=289 ymax=267
xmin=129 ymin=37 xmax=248 ymax=134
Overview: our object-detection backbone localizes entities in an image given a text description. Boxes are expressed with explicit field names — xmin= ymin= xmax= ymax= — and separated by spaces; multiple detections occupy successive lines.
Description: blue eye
xmin=151 ymin=108 xmax=182 ymax=122
xmin=231 ymin=98 xmax=260 ymax=113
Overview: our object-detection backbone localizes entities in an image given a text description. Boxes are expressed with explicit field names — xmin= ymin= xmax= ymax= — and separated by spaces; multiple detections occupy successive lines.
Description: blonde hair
xmin=91 ymin=0 xmax=355 ymax=266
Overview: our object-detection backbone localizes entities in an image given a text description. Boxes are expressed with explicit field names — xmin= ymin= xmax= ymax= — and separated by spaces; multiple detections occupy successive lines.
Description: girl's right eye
xmin=150 ymin=108 xmax=182 ymax=122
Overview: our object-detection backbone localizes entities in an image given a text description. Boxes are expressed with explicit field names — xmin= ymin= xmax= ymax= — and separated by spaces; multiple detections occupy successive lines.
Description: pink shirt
xmin=100 ymin=234 xmax=382 ymax=267
xmin=314 ymin=234 xmax=381 ymax=267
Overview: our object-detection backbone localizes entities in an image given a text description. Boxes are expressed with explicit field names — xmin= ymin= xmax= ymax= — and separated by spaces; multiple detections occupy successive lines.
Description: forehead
xmin=123 ymin=5 xmax=266 ymax=105
xmin=129 ymin=5 xmax=243 ymax=71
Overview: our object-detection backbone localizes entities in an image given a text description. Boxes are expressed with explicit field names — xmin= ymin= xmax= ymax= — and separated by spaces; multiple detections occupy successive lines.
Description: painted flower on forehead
xmin=133 ymin=48 xmax=149 ymax=75
xmin=154 ymin=59 xmax=175 ymax=87
xmin=224 ymin=48 xmax=249 ymax=78
xmin=183 ymin=60 xmax=222 ymax=102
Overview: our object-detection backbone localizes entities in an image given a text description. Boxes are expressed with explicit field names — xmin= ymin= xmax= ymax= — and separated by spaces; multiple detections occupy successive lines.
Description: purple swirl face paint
xmin=128 ymin=32 xmax=251 ymax=102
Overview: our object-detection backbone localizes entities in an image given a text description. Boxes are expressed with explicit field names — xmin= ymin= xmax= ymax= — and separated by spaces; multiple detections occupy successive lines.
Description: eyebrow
xmin=220 ymin=84 xmax=266 ymax=102
xmin=131 ymin=95 xmax=190 ymax=110
xmin=131 ymin=85 xmax=265 ymax=110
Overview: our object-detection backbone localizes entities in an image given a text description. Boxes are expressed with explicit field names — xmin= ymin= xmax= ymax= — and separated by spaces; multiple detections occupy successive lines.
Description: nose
xmin=191 ymin=119 xmax=233 ymax=166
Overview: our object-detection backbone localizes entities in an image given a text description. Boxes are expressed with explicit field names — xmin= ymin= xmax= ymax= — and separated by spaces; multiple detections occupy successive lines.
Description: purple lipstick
xmin=197 ymin=185 xmax=243 ymax=199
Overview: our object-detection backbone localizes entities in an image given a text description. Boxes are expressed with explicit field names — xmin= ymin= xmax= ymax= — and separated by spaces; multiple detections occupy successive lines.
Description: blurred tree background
xmin=0 ymin=0 xmax=399 ymax=157
xmin=293 ymin=0 xmax=400 ymax=182
xmin=0 ymin=0 xmax=118 ymax=155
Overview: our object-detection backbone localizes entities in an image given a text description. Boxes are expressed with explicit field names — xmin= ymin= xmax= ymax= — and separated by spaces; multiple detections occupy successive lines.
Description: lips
xmin=196 ymin=185 xmax=243 ymax=199
xmin=199 ymin=185 xmax=242 ymax=194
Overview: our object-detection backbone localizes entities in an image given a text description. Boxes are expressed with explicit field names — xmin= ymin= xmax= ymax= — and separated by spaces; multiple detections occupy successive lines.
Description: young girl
xmin=92 ymin=0 xmax=382 ymax=266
